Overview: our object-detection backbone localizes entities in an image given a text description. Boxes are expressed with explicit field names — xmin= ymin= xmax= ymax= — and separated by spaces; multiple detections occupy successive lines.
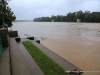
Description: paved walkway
xmin=9 ymin=38 xmax=31 ymax=75
xmin=0 ymin=47 xmax=11 ymax=75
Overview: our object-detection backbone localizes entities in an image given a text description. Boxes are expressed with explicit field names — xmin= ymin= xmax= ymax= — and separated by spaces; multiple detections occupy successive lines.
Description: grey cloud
xmin=8 ymin=0 xmax=100 ymax=20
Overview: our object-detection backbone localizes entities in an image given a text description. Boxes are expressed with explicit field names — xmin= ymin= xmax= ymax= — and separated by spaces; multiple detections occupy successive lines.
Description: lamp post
xmin=0 ymin=0 xmax=6 ymax=27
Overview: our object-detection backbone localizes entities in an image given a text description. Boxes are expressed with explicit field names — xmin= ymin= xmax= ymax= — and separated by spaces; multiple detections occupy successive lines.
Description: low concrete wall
xmin=9 ymin=31 xmax=18 ymax=37
xmin=2 ymin=39 xmax=8 ymax=47
xmin=0 ymin=28 xmax=8 ymax=47
xmin=0 ymin=28 xmax=7 ymax=39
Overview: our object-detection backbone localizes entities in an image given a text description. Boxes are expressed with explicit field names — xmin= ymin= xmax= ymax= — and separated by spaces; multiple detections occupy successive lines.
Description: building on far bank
xmin=77 ymin=19 xmax=81 ymax=22
xmin=51 ymin=19 xmax=55 ymax=22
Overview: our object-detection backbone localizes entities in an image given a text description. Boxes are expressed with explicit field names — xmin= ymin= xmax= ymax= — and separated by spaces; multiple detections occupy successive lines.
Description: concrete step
xmin=9 ymin=38 xmax=31 ymax=75
xmin=17 ymin=39 xmax=44 ymax=75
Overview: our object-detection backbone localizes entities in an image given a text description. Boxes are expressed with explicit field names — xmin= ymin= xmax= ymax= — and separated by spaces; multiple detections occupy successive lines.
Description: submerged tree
xmin=0 ymin=0 xmax=16 ymax=27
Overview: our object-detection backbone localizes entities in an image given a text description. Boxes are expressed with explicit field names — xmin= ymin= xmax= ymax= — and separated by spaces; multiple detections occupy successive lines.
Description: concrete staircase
xmin=0 ymin=37 xmax=83 ymax=75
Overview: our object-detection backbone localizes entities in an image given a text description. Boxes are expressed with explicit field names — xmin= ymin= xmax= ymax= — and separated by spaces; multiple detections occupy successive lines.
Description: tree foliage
xmin=0 ymin=0 xmax=16 ymax=27
xmin=33 ymin=10 xmax=100 ymax=23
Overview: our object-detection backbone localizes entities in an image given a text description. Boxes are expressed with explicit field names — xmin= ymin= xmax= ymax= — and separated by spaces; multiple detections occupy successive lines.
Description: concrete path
xmin=9 ymin=38 xmax=31 ymax=75
xmin=0 ymin=47 xmax=11 ymax=75
xmin=17 ymin=39 xmax=44 ymax=75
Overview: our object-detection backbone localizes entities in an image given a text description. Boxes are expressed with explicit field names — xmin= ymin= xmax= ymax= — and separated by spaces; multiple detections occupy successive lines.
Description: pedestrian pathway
xmin=9 ymin=38 xmax=31 ymax=75
xmin=0 ymin=47 xmax=11 ymax=75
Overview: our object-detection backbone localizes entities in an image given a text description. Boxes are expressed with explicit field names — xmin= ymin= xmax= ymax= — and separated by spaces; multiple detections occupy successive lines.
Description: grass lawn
xmin=23 ymin=41 xmax=66 ymax=75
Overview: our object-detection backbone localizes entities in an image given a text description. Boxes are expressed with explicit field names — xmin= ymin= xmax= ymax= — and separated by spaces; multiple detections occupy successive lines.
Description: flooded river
xmin=10 ymin=22 xmax=100 ymax=75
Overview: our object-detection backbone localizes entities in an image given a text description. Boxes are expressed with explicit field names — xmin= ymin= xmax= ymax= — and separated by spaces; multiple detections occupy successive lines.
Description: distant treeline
xmin=15 ymin=20 xmax=33 ymax=22
xmin=33 ymin=10 xmax=100 ymax=22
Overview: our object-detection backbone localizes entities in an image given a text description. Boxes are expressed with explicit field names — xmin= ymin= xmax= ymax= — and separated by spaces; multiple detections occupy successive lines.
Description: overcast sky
xmin=8 ymin=0 xmax=100 ymax=20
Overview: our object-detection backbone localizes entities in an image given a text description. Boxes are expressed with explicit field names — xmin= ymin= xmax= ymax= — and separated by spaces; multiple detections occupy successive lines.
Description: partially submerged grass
xmin=23 ymin=41 xmax=66 ymax=75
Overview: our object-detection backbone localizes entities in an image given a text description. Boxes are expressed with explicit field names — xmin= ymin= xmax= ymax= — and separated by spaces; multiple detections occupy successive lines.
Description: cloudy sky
xmin=8 ymin=0 xmax=100 ymax=20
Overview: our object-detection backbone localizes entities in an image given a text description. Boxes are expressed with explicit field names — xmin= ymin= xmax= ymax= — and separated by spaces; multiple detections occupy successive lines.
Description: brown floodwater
xmin=10 ymin=22 xmax=100 ymax=75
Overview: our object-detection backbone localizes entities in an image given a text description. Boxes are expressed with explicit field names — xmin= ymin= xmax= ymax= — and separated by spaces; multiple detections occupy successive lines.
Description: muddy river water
xmin=10 ymin=22 xmax=100 ymax=75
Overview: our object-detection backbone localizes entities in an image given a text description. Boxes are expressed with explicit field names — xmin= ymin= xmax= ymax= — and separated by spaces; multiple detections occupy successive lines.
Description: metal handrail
xmin=0 ymin=36 xmax=2 ymax=57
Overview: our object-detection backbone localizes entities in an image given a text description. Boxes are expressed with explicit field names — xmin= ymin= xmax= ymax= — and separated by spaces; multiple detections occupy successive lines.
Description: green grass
xmin=23 ymin=41 xmax=66 ymax=75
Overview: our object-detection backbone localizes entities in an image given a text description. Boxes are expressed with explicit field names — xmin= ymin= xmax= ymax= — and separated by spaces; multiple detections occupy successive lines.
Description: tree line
xmin=0 ymin=0 xmax=16 ymax=27
xmin=33 ymin=10 xmax=100 ymax=23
